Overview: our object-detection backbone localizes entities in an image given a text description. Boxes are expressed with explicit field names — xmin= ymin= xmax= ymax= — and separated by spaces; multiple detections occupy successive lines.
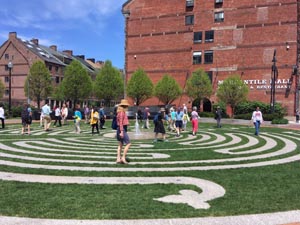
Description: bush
xmin=271 ymin=118 xmax=289 ymax=124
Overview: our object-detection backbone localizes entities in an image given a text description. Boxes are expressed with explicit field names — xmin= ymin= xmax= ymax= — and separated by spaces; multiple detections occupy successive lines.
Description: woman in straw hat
xmin=116 ymin=99 xmax=131 ymax=164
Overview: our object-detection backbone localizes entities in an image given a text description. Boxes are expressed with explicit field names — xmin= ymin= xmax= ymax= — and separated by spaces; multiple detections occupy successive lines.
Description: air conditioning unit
xmin=186 ymin=0 xmax=194 ymax=7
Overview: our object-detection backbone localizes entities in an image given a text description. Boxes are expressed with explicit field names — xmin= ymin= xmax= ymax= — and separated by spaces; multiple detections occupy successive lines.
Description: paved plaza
xmin=0 ymin=118 xmax=299 ymax=225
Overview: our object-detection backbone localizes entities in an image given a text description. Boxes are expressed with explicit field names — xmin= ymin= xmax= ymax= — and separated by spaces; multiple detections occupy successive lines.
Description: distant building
xmin=0 ymin=32 xmax=101 ymax=107
xmin=122 ymin=0 xmax=299 ymax=115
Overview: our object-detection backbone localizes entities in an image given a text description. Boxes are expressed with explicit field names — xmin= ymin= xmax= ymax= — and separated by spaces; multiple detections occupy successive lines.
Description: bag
xmin=153 ymin=114 xmax=158 ymax=124
xmin=111 ymin=116 xmax=118 ymax=130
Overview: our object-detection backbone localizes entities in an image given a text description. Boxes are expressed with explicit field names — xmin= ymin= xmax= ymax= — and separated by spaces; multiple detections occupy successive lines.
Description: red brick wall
xmin=124 ymin=0 xmax=298 ymax=115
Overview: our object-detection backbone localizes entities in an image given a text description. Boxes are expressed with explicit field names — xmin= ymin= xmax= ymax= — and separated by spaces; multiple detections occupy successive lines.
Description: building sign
xmin=218 ymin=79 xmax=292 ymax=90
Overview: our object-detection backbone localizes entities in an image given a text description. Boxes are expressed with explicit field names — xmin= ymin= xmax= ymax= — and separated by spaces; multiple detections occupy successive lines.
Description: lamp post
xmin=270 ymin=50 xmax=278 ymax=113
xmin=7 ymin=61 xmax=13 ymax=117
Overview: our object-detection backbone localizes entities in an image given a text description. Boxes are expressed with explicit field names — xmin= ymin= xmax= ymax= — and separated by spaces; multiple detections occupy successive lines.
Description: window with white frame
xmin=193 ymin=51 xmax=202 ymax=64
xmin=194 ymin=32 xmax=202 ymax=43
xmin=204 ymin=50 xmax=213 ymax=64
xmin=185 ymin=15 xmax=194 ymax=25
xmin=214 ymin=11 xmax=224 ymax=22
xmin=205 ymin=30 xmax=214 ymax=43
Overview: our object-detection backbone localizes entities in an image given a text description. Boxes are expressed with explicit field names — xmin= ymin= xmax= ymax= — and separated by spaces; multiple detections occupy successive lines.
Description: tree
xmin=94 ymin=60 xmax=124 ymax=105
xmin=126 ymin=68 xmax=153 ymax=106
xmin=61 ymin=60 xmax=92 ymax=107
xmin=0 ymin=79 xmax=5 ymax=100
xmin=154 ymin=74 xmax=182 ymax=105
xmin=185 ymin=69 xmax=212 ymax=110
xmin=24 ymin=61 xmax=52 ymax=109
xmin=216 ymin=75 xmax=249 ymax=116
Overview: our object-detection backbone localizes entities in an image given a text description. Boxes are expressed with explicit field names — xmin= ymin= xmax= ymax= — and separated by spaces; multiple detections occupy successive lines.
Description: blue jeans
xmin=254 ymin=121 xmax=261 ymax=135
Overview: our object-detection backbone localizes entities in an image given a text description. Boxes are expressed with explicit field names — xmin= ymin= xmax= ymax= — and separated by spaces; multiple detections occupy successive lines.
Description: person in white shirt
xmin=61 ymin=104 xmax=68 ymax=125
xmin=251 ymin=106 xmax=263 ymax=135
xmin=42 ymin=101 xmax=52 ymax=131
xmin=53 ymin=106 xmax=62 ymax=127
xmin=0 ymin=104 xmax=5 ymax=129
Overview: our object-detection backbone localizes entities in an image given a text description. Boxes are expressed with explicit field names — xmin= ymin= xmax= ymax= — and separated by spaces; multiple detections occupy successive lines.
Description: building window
xmin=215 ymin=11 xmax=224 ymax=22
xmin=205 ymin=30 xmax=214 ymax=43
xmin=49 ymin=65 xmax=52 ymax=71
xmin=4 ymin=54 xmax=9 ymax=60
xmin=5 ymin=76 xmax=9 ymax=83
xmin=215 ymin=0 xmax=223 ymax=8
xmin=206 ymin=71 xmax=213 ymax=83
xmin=186 ymin=0 xmax=194 ymax=7
xmin=55 ymin=76 xmax=60 ymax=84
xmin=55 ymin=66 xmax=59 ymax=72
xmin=204 ymin=51 xmax=214 ymax=64
xmin=194 ymin=32 xmax=202 ymax=43
xmin=4 ymin=65 xmax=8 ymax=71
xmin=193 ymin=51 xmax=202 ymax=64
xmin=5 ymin=89 xmax=9 ymax=96
xmin=185 ymin=15 xmax=194 ymax=25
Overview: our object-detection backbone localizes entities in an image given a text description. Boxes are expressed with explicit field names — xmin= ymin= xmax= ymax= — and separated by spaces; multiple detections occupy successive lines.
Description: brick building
xmin=0 ymin=32 xmax=98 ymax=108
xmin=122 ymin=0 xmax=299 ymax=115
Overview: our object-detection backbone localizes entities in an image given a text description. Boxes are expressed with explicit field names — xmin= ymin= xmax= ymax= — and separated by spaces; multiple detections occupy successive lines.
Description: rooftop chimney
xmin=87 ymin=58 xmax=95 ymax=63
xmin=76 ymin=55 xmax=85 ymax=60
xmin=50 ymin=45 xmax=57 ymax=51
xmin=63 ymin=50 xmax=73 ymax=57
xmin=9 ymin=32 xmax=17 ymax=39
xmin=31 ymin=38 xmax=39 ymax=45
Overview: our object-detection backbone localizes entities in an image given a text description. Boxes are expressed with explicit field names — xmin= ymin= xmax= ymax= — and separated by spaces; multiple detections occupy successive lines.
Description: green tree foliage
xmin=24 ymin=61 xmax=52 ymax=109
xmin=94 ymin=60 xmax=124 ymax=105
xmin=0 ymin=79 xmax=5 ymax=100
xmin=154 ymin=74 xmax=182 ymax=105
xmin=186 ymin=69 xmax=213 ymax=109
xmin=61 ymin=60 xmax=92 ymax=107
xmin=217 ymin=75 xmax=249 ymax=116
xmin=126 ymin=68 xmax=153 ymax=106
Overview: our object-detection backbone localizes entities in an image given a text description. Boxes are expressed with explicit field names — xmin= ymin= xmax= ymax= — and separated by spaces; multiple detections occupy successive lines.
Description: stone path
xmin=0 ymin=119 xmax=299 ymax=224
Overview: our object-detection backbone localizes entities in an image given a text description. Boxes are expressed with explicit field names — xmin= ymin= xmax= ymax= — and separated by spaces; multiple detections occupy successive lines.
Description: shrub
xmin=271 ymin=118 xmax=289 ymax=124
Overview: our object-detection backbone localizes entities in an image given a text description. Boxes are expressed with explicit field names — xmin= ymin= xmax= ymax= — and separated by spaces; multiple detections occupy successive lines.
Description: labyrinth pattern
xmin=0 ymin=123 xmax=299 ymax=223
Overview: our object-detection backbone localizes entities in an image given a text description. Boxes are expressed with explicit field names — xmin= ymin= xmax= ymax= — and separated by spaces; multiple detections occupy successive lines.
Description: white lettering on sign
xmin=218 ymin=79 xmax=292 ymax=90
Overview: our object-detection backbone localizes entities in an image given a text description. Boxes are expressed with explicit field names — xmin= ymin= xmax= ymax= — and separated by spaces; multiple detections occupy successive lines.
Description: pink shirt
xmin=117 ymin=111 xmax=129 ymax=132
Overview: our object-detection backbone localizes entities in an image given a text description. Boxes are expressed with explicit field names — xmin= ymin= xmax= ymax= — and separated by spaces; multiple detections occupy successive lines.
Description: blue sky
xmin=0 ymin=0 xmax=128 ymax=69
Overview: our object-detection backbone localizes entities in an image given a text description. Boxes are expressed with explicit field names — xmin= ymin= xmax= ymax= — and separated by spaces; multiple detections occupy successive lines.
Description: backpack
xmin=111 ymin=115 xmax=118 ymax=130
xmin=153 ymin=114 xmax=158 ymax=124
xmin=21 ymin=108 xmax=30 ymax=122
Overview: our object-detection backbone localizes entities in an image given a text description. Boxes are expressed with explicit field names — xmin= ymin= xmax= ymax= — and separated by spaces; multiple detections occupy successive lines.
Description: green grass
xmin=0 ymin=121 xmax=299 ymax=219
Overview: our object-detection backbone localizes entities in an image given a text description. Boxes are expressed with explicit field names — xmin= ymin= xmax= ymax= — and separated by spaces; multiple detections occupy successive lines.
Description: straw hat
xmin=119 ymin=99 xmax=130 ymax=106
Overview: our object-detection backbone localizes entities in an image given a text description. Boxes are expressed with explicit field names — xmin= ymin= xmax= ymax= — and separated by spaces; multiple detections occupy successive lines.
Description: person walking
xmin=84 ymin=105 xmax=90 ymax=124
xmin=251 ymin=106 xmax=263 ymax=135
xmin=143 ymin=107 xmax=150 ymax=129
xmin=42 ymin=100 xmax=52 ymax=131
xmin=190 ymin=106 xmax=199 ymax=136
xmin=90 ymin=106 xmax=99 ymax=134
xmin=215 ymin=106 xmax=222 ymax=128
xmin=61 ymin=103 xmax=68 ymax=125
xmin=53 ymin=106 xmax=62 ymax=127
xmin=73 ymin=104 xmax=82 ymax=134
xmin=99 ymin=105 xmax=106 ymax=129
xmin=0 ymin=104 xmax=5 ymax=129
xmin=153 ymin=108 xmax=167 ymax=142
xmin=21 ymin=103 xmax=31 ymax=135
xmin=116 ymin=99 xmax=131 ymax=164
xmin=175 ymin=107 xmax=184 ymax=137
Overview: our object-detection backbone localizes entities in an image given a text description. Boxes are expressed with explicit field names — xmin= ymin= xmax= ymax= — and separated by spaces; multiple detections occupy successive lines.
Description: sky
xmin=0 ymin=0 xmax=128 ymax=69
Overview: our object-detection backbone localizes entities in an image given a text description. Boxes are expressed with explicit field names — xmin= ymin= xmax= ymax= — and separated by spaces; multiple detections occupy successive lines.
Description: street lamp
xmin=270 ymin=49 xmax=278 ymax=113
xmin=7 ymin=61 xmax=13 ymax=117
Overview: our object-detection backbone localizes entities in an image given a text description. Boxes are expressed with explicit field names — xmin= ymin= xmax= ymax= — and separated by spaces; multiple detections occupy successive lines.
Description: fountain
xmin=134 ymin=113 xmax=142 ymax=135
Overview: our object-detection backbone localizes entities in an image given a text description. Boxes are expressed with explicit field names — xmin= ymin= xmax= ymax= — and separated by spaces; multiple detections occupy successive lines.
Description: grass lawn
xmin=0 ymin=121 xmax=299 ymax=219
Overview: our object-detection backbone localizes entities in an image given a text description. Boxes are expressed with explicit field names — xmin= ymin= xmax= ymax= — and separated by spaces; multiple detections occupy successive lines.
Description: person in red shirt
xmin=116 ymin=99 xmax=131 ymax=164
